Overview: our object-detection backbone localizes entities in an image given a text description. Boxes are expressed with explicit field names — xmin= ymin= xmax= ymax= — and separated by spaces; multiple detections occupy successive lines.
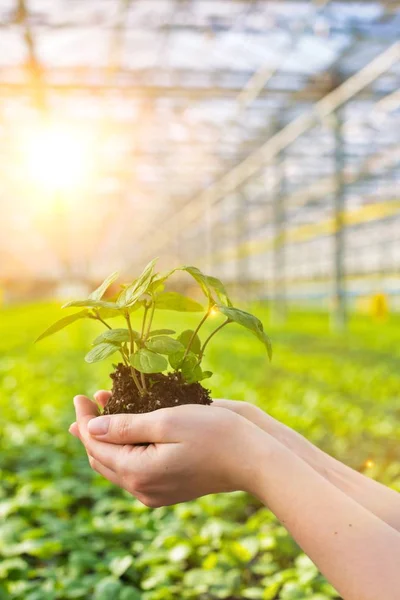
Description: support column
xmin=271 ymin=144 xmax=287 ymax=324
xmin=332 ymin=108 xmax=347 ymax=331
xmin=235 ymin=190 xmax=249 ymax=302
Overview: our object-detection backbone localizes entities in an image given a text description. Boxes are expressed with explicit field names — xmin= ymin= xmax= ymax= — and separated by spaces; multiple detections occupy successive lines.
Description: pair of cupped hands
xmin=70 ymin=393 xmax=313 ymax=508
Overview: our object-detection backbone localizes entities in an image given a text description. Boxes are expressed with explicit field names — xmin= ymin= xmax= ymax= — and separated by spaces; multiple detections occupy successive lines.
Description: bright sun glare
xmin=23 ymin=122 xmax=93 ymax=193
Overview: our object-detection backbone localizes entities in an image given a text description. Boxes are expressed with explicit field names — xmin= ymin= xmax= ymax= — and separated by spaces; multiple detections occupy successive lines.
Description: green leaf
xmin=216 ymin=305 xmax=272 ymax=360
xmin=85 ymin=342 xmax=120 ymax=363
xmin=117 ymin=258 xmax=158 ymax=308
xmin=96 ymin=301 xmax=143 ymax=320
xmin=169 ymin=350 xmax=198 ymax=372
xmin=89 ymin=271 xmax=119 ymax=301
xmin=177 ymin=330 xmax=201 ymax=355
xmin=35 ymin=310 xmax=89 ymax=342
xmin=93 ymin=328 xmax=134 ymax=345
xmin=200 ymin=370 xmax=213 ymax=381
xmin=155 ymin=292 xmax=204 ymax=312
xmin=148 ymin=267 xmax=177 ymax=293
xmin=180 ymin=266 xmax=232 ymax=307
xmin=62 ymin=299 xmax=119 ymax=310
xmin=146 ymin=336 xmax=184 ymax=355
xmin=148 ymin=329 xmax=176 ymax=337
xmin=183 ymin=363 xmax=203 ymax=383
xmin=131 ymin=349 xmax=168 ymax=374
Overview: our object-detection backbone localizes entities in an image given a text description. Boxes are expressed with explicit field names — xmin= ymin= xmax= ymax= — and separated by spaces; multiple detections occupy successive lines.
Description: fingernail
xmin=88 ymin=416 xmax=110 ymax=436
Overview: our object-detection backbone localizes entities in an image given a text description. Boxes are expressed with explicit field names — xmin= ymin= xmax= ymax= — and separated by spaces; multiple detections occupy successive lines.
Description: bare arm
xmin=214 ymin=400 xmax=400 ymax=532
xmin=72 ymin=395 xmax=400 ymax=600
xmin=248 ymin=439 xmax=400 ymax=600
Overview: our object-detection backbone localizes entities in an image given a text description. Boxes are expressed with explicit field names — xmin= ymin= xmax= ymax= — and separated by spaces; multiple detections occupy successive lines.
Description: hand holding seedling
xmin=71 ymin=394 xmax=400 ymax=600
xmin=71 ymin=393 xmax=270 ymax=505
xmin=37 ymin=261 xmax=272 ymax=415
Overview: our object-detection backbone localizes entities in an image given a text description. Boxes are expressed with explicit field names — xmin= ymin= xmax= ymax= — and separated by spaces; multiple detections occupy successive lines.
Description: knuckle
xmin=155 ymin=411 xmax=173 ymax=439
xmin=114 ymin=416 xmax=132 ymax=441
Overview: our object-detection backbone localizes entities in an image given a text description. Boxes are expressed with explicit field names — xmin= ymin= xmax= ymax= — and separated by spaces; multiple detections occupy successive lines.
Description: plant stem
xmin=125 ymin=312 xmax=144 ymax=394
xmin=94 ymin=313 xmax=112 ymax=330
xmin=141 ymin=304 xmax=150 ymax=339
xmin=126 ymin=312 xmax=135 ymax=355
xmin=119 ymin=348 xmax=129 ymax=368
xmin=144 ymin=297 xmax=156 ymax=341
xmin=182 ymin=310 xmax=210 ymax=363
xmin=197 ymin=319 xmax=231 ymax=363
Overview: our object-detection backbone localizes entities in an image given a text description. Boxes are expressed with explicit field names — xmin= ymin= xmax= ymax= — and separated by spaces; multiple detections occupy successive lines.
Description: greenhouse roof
xmin=0 ymin=0 xmax=399 ymax=280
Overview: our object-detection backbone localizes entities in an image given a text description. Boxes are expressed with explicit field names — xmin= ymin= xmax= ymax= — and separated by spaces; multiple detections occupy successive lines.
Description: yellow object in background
xmin=370 ymin=292 xmax=388 ymax=320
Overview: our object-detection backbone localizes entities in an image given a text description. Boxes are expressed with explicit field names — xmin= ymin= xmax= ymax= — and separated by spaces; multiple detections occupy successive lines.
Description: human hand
xmin=70 ymin=394 xmax=273 ymax=507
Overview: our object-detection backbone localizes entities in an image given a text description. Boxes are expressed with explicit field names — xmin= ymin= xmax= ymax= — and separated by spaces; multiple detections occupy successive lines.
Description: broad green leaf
xmin=183 ymin=363 xmax=203 ymax=384
xmin=89 ymin=271 xmax=119 ymax=301
xmin=177 ymin=329 xmax=201 ymax=355
xmin=169 ymin=349 xmax=198 ymax=371
xmin=155 ymin=291 xmax=204 ymax=312
xmin=93 ymin=328 xmax=134 ymax=345
xmin=62 ymin=299 xmax=119 ymax=310
xmin=85 ymin=342 xmax=120 ymax=363
xmin=35 ymin=310 xmax=89 ymax=342
xmin=148 ymin=329 xmax=176 ymax=337
xmin=179 ymin=266 xmax=232 ymax=307
xmin=146 ymin=336 xmax=184 ymax=355
xmin=131 ymin=349 xmax=168 ymax=374
xmin=217 ymin=305 xmax=272 ymax=360
xmin=117 ymin=258 xmax=158 ymax=308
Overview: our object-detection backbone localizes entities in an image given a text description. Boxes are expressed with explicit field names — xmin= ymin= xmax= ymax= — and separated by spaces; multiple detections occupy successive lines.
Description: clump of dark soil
xmin=103 ymin=363 xmax=212 ymax=415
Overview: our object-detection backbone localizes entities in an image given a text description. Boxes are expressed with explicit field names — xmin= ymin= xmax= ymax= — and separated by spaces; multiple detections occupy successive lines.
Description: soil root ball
xmin=103 ymin=363 xmax=212 ymax=415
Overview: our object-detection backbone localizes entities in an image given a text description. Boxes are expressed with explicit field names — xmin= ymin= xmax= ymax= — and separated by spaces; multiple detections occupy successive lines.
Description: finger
xmin=94 ymin=390 xmax=112 ymax=409
xmin=87 ymin=407 xmax=179 ymax=444
xmin=74 ymin=394 xmax=99 ymax=421
xmin=212 ymin=399 xmax=243 ymax=411
xmin=74 ymin=396 xmax=122 ymax=472
xmin=88 ymin=455 xmax=121 ymax=487
xmin=69 ymin=422 xmax=80 ymax=438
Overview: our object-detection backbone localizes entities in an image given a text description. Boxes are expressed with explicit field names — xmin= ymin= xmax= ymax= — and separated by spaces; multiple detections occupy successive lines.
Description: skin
xmin=70 ymin=393 xmax=400 ymax=600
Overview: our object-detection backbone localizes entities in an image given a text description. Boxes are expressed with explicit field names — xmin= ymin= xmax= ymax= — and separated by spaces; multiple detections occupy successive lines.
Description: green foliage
xmin=146 ymin=336 xmax=184 ymax=356
xmin=155 ymin=292 xmax=203 ymax=312
xmin=85 ymin=343 xmax=120 ymax=364
xmin=89 ymin=272 xmax=120 ymax=301
xmin=177 ymin=330 xmax=201 ymax=355
xmin=36 ymin=262 xmax=272 ymax=391
xmin=131 ymin=349 xmax=168 ymax=374
xmin=2 ymin=304 xmax=400 ymax=598
xmin=216 ymin=305 xmax=273 ymax=360
xmin=35 ymin=310 xmax=89 ymax=342
xmin=93 ymin=329 xmax=132 ymax=345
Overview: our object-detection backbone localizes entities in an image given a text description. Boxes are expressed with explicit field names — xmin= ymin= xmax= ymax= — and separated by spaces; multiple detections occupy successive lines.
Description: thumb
xmin=87 ymin=408 xmax=177 ymax=445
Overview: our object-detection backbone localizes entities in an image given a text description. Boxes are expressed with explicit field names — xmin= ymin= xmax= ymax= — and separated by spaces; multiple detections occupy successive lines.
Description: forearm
xmin=247 ymin=435 xmax=400 ymax=600
xmin=262 ymin=412 xmax=400 ymax=532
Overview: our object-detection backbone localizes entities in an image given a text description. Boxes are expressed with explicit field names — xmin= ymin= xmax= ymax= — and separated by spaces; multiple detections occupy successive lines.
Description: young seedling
xmin=36 ymin=261 xmax=272 ymax=414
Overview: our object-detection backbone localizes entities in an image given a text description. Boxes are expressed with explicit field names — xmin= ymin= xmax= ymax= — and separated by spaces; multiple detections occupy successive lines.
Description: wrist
xmin=236 ymin=422 xmax=282 ymax=497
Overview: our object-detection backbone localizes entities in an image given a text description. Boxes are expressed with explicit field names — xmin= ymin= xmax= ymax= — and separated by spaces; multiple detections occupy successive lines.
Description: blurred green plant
xmin=36 ymin=261 xmax=272 ymax=390
xmin=1 ymin=303 xmax=399 ymax=599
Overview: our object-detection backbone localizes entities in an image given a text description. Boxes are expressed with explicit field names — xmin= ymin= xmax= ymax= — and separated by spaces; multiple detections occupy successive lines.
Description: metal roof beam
xmin=136 ymin=41 xmax=400 ymax=260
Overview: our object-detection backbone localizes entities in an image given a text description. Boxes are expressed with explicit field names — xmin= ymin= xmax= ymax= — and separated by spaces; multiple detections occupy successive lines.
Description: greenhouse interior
xmin=1 ymin=1 xmax=400 ymax=600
